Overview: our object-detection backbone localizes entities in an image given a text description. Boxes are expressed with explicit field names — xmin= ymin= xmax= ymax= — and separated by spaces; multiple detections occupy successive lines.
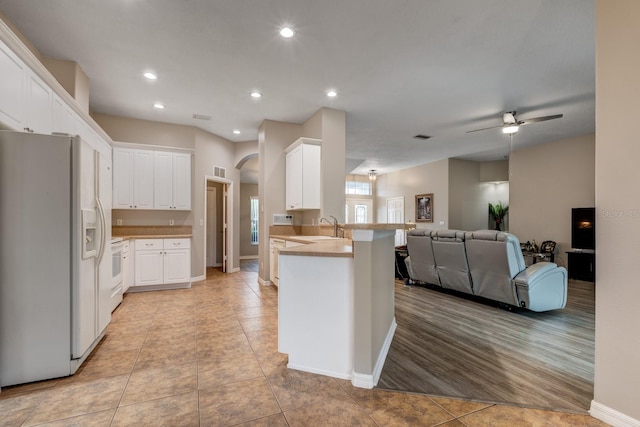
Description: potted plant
xmin=489 ymin=201 xmax=509 ymax=231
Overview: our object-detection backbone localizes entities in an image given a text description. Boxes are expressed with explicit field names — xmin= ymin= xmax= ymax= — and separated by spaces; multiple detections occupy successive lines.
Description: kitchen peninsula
xmin=277 ymin=224 xmax=406 ymax=389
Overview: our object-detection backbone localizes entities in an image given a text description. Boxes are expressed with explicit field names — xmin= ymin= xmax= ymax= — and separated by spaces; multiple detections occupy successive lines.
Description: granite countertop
xmin=276 ymin=237 xmax=353 ymax=258
xmin=112 ymin=225 xmax=193 ymax=240
xmin=117 ymin=234 xmax=193 ymax=240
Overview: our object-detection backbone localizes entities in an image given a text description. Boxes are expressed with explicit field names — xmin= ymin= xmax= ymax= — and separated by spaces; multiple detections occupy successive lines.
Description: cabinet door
xmin=25 ymin=71 xmax=53 ymax=134
xmin=269 ymin=239 xmax=277 ymax=284
xmin=172 ymin=152 xmax=191 ymax=210
xmin=0 ymin=40 xmax=26 ymax=130
xmin=52 ymin=93 xmax=75 ymax=135
xmin=286 ymin=146 xmax=303 ymax=210
xmin=153 ymin=151 xmax=173 ymax=209
xmin=133 ymin=150 xmax=154 ymax=209
xmin=301 ymin=144 xmax=321 ymax=209
xmin=134 ymin=249 xmax=164 ymax=285
xmin=113 ymin=148 xmax=134 ymax=209
xmin=164 ymin=249 xmax=190 ymax=283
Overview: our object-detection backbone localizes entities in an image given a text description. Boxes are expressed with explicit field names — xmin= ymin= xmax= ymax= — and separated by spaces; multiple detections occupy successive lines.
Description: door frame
xmin=206 ymin=186 xmax=217 ymax=267
xmin=203 ymin=176 xmax=234 ymax=274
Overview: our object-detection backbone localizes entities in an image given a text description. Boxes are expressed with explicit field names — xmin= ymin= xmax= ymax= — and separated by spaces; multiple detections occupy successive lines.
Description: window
xmin=345 ymin=199 xmax=373 ymax=224
xmin=250 ymin=197 xmax=259 ymax=245
xmin=345 ymin=180 xmax=371 ymax=195
xmin=354 ymin=204 xmax=368 ymax=223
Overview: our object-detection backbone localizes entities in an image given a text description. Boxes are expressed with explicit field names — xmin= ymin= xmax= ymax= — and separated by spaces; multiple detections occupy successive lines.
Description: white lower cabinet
xmin=133 ymin=238 xmax=191 ymax=288
xmin=122 ymin=241 xmax=133 ymax=292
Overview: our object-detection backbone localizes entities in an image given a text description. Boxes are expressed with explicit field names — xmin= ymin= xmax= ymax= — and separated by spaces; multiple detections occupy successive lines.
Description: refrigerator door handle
xmin=95 ymin=196 xmax=107 ymax=264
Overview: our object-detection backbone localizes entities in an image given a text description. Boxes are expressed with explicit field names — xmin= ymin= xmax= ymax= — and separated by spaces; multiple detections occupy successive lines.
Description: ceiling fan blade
xmin=466 ymin=124 xmax=504 ymax=133
xmin=519 ymin=114 xmax=563 ymax=125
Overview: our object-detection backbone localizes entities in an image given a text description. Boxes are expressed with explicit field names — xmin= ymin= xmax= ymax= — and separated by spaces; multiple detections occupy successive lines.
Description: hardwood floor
xmin=378 ymin=279 xmax=595 ymax=413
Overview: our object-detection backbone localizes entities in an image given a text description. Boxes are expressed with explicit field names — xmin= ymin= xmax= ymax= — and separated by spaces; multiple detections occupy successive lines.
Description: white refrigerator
xmin=0 ymin=131 xmax=112 ymax=387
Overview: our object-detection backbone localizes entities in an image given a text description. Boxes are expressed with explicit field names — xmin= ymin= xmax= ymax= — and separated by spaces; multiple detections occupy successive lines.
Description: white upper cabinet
xmin=133 ymin=150 xmax=154 ymax=209
xmin=0 ymin=40 xmax=26 ymax=130
xmin=285 ymin=138 xmax=321 ymax=210
xmin=114 ymin=147 xmax=190 ymax=211
xmin=154 ymin=151 xmax=191 ymax=210
xmin=0 ymin=41 xmax=53 ymax=134
xmin=0 ymin=38 xmax=111 ymax=153
xmin=172 ymin=152 xmax=191 ymax=210
xmin=113 ymin=147 xmax=154 ymax=209
xmin=154 ymin=150 xmax=191 ymax=210
xmin=25 ymin=71 xmax=52 ymax=134
xmin=153 ymin=151 xmax=173 ymax=209
xmin=52 ymin=93 xmax=75 ymax=135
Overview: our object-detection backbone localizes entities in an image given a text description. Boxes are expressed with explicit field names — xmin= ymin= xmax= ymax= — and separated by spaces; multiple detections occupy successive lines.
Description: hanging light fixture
xmin=368 ymin=170 xmax=377 ymax=181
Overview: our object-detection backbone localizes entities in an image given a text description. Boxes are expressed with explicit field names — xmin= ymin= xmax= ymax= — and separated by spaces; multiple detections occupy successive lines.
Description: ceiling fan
xmin=466 ymin=111 xmax=563 ymax=134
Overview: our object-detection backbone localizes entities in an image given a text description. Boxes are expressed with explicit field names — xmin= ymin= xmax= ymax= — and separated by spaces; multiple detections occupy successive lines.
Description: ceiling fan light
xmin=502 ymin=125 xmax=519 ymax=134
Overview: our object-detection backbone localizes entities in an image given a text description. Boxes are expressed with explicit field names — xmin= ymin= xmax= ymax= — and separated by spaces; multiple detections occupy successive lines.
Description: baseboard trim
xmin=287 ymin=362 xmax=352 ymax=381
xmin=240 ymin=255 xmax=259 ymax=260
xmin=352 ymin=318 xmax=397 ymax=389
xmin=590 ymin=400 xmax=640 ymax=427
xmin=126 ymin=282 xmax=191 ymax=293
xmin=257 ymin=277 xmax=273 ymax=286
xmin=191 ymin=274 xmax=205 ymax=282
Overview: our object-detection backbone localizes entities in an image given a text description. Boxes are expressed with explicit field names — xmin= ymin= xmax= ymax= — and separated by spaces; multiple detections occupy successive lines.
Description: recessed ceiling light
xmin=326 ymin=90 xmax=337 ymax=97
xmin=144 ymin=72 xmax=157 ymax=80
xmin=233 ymin=129 xmax=241 ymax=135
xmin=250 ymin=91 xmax=262 ymax=98
xmin=280 ymin=27 xmax=294 ymax=38
xmin=153 ymin=103 xmax=165 ymax=109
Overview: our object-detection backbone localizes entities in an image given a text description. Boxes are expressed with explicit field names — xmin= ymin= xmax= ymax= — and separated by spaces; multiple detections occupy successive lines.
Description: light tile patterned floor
xmin=0 ymin=261 xmax=608 ymax=426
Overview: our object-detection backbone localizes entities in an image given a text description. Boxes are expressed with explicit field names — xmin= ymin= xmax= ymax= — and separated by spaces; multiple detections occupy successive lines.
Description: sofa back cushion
xmin=431 ymin=230 xmax=473 ymax=294
xmin=406 ymin=229 xmax=440 ymax=285
xmin=464 ymin=230 xmax=524 ymax=305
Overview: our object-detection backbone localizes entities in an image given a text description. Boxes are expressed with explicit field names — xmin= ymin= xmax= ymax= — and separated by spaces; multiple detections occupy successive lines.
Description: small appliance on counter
xmin=273 ymin=214 xmax=294 ymax=225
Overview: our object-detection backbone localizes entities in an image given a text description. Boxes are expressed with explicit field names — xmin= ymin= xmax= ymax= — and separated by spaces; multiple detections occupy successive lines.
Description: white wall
xmin=593 ymin=1 xmax=640 ymax=422
xmin=375 ymin=159 xmax=449 ymax=229
xmin=509 ymin=134 xmax=595 ymax=268
xmin=448 ymin=159 xmax=510 ymax=232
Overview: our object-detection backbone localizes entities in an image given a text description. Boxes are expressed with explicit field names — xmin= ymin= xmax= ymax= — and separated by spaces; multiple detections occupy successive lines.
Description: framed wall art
xmin=415 ymin=193 xmax=433 ymax=223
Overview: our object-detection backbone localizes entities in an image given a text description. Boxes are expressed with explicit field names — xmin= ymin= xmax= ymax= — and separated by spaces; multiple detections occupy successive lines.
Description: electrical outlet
xmin=116 ymin=219 xmax=122 ymax=226
xmin=169 ymin=219 xmax=174 ymax=226
xmin=199 ymin=219 xmax=204 ymax=226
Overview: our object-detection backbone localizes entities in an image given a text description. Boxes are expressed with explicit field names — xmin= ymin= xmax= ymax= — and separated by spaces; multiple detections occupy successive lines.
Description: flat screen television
xmin=571 ymin=207 xmax=595 ymax=250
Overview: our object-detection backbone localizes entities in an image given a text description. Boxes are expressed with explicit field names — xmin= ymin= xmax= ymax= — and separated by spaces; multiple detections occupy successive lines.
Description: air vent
xmin=213 ymin=166 xmax=226 ymax=179
xmin=414 ymin=134 xmax=432 ymax=140
xmin=193 ymin=113 xmax=212 ymax=121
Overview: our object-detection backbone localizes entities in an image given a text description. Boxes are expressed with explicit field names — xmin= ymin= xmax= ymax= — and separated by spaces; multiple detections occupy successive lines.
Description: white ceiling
xmin=0 ymin=0 xmax=594 ymax=177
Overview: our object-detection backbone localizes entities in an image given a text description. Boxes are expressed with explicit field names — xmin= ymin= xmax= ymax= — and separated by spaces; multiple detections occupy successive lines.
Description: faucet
xmin=320 ymin=216 xmax=341 ymax=237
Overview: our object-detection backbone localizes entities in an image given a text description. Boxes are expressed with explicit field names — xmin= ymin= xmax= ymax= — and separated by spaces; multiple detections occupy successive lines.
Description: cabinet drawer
xmin=164 ymin=238 xmax=190 ymax=249
xmin=135 ymin=239 xmax=163 ymax=250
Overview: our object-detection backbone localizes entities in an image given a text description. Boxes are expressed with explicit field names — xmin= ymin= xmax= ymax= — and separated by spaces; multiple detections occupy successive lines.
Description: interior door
xmin=222 ymin=185 xmax=228 ymax=273
xmin=387 ymin=197 xmax=405 ymax=246
xmin=206 ymin=187 xmax=217 ymax=267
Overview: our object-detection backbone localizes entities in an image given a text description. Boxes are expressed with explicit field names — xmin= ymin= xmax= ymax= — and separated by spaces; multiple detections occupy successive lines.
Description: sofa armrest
xmin=514 ymin=262 xmax=558 ymax=285
xmin=514 ymin=262 xmax=568 ymax=312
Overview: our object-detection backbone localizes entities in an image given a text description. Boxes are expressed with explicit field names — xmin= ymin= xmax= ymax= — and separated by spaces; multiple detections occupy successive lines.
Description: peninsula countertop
xmin=274 ymin=237 xmax=353 ymax=258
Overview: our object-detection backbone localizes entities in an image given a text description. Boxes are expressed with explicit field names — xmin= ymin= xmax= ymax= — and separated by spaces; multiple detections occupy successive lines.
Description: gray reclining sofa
xmin=404 ymin=229 xmax=567 ymax=312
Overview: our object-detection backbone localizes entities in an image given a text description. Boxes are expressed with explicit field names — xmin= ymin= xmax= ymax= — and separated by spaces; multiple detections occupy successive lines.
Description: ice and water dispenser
xmin=82 ymin=209 xmax=97 ymax=259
